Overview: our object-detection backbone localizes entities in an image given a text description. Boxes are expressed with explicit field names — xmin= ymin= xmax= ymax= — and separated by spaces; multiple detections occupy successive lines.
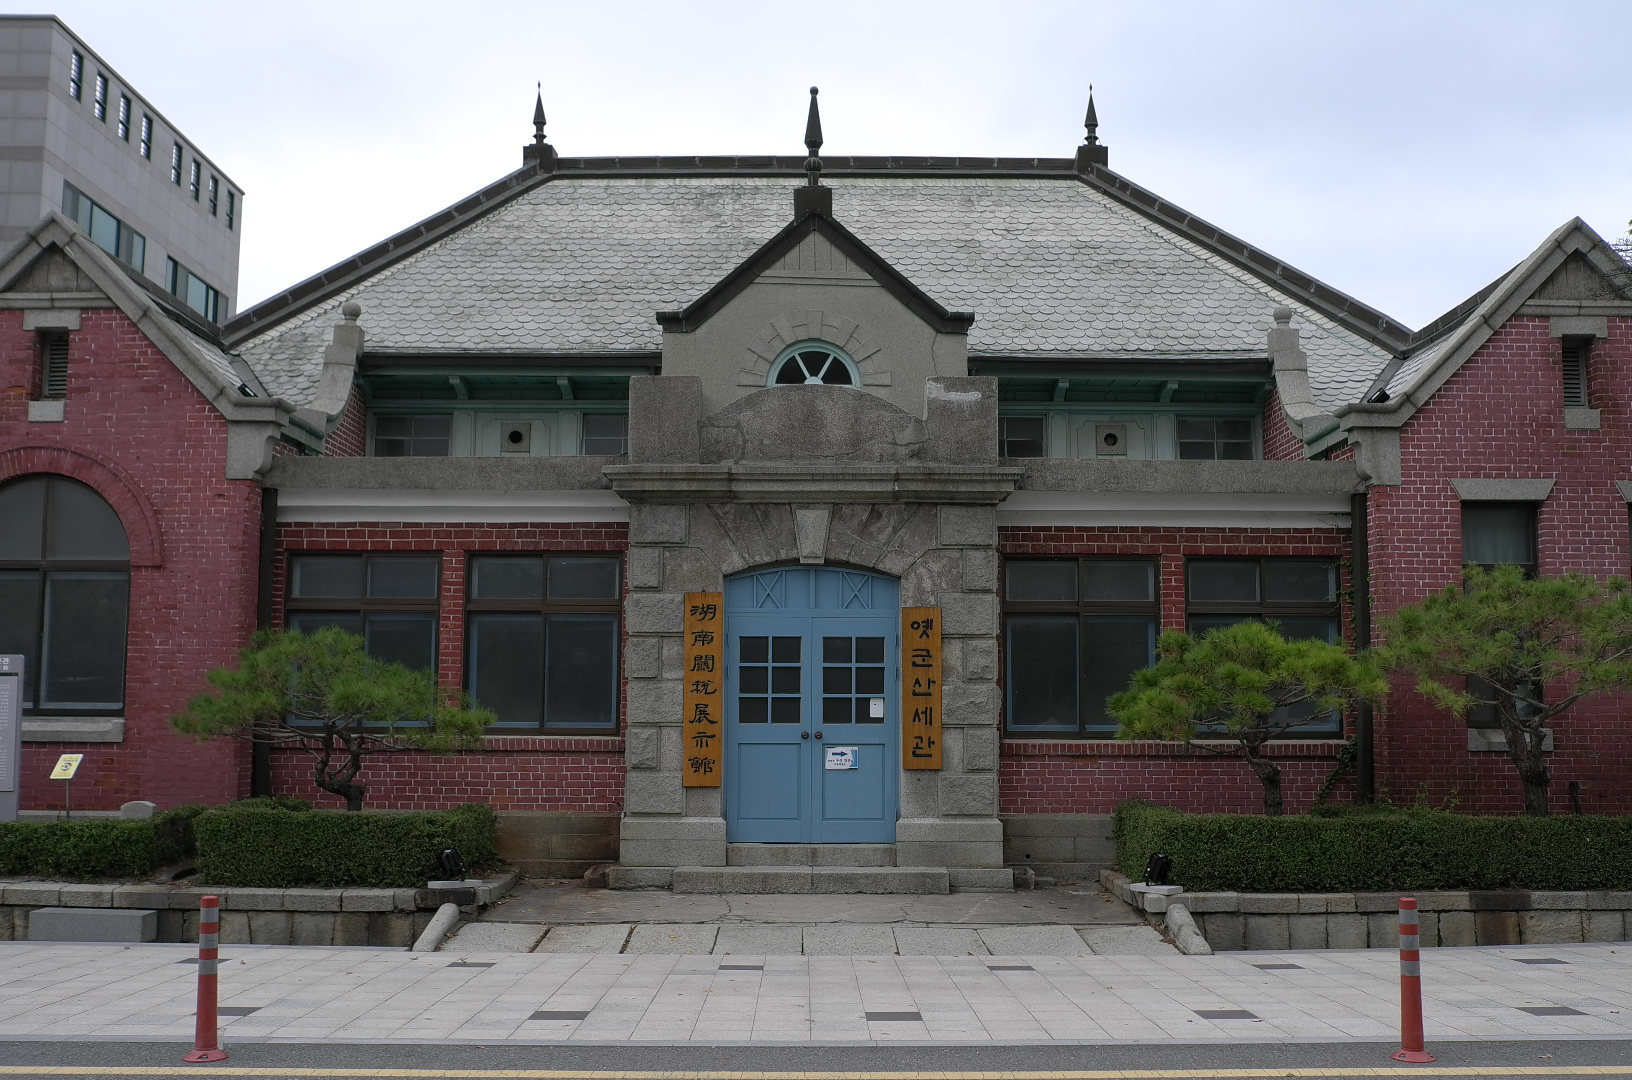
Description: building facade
xmin=0 ymin=16 xmax=241 ymax=323
xmin=3 ymin=93 xmax=1629 ymax=887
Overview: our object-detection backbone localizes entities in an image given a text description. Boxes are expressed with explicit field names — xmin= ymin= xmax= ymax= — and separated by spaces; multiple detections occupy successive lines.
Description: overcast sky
xmin=50 ymin=0 xmax=1632 ymax=329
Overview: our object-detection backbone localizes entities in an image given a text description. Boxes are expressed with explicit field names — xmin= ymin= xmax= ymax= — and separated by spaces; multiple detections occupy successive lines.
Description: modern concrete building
xmin=0 ymin=15 xmax=241 ymax=321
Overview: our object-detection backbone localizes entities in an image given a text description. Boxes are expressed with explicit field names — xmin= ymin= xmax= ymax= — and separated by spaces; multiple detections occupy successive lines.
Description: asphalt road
xmin=0 ymin=1038 xmax=1628 ymax=1079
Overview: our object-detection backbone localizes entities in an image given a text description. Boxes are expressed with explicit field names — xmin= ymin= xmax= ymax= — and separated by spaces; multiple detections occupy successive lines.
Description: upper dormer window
xmin=768 ymin=342 xmax=858 ymax=387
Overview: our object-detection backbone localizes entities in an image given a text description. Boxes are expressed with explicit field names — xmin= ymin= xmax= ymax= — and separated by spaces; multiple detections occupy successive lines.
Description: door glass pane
xmin=471 ymin=556 xmax=543 ymax=599
xmin=740 ymin=636 xmax=768 ymax=663
xmin=0 ymin=478 xmax=46 ymax=560
xmin=822 ymin=665 xmax=851 ymax=694
xmin=545 ymin=614 xmax=617 ymax=728
xmin=367 ymin=557 xmax=439 ymax=599
xmin=469 ymin=613 xmax=542 ymax=727
xmin=364 ymin=613 xmax=436 ymax=670
xmin=1083 ymin=616 xmax=1156 ymax=731
xmin=1081 ymin=561 xmax=1153 ymax=602
xmin=739 ymin=636 xmax=771 ymax=723
xmin=770 ymin=697 xmax=800 ymax=723
xmin=855 ymin=637 xmax=884 ymax=664
xmin=771 ymin=636 xmax=799 ymax=663
xmin=290 ymin=555 xmax=363 ymax=598
xmin=40 ymin=570 xmax=127 ymax=708
xmin=46 ymin=480 xmax=129 ymax=560
xmin=1263 ymin=562 xmax=1335 ymax=603
xmin=1006 ymin=560 xmax=1076 ymax=601
xmin=1463 ymin=503 xmax=1534 ymax=566
xmin=771 ymin=666 xmax=800 ymax=694
xmin=547 ymin=556 xmax=619 ymax=599
xmin=1188 ymin=562 xmax=1258 ymax=603
xmin=1005 ymin=615 xmax=1078 ymax=730
xmin=823 ymin=637 xmax=851 ymax=663
xmin=0 ymin=571 xmax=41 ymax=705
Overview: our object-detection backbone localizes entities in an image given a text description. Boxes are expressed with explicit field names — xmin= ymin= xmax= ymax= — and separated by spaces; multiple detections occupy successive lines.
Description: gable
xmin=4 ymin=245 xmax=106 ymax=297
xmin=761 ymin=232 xmax=876 ymax=284
xmin=1533 ymin=251 xmax=1630 ymax=303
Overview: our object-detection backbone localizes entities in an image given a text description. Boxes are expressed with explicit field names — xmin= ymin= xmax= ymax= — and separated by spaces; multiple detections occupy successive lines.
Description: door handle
xmin=814 ymin=731 xmax=823 ymax=740
xmin=801 ymin=731 xmax=809 ymax=739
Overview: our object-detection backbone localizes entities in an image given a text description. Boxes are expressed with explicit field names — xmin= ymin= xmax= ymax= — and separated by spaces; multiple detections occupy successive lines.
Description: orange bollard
xmin=183 ymin=895 xmax=228 ymax=1063
xmin=1391 ymin=896 xmax=1435 ymax=1063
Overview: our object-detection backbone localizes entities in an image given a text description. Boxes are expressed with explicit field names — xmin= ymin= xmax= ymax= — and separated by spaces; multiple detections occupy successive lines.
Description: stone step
xmin=727 ymin=843 xmax=896 ymax=867
xmin=670 ymin=866 xmax=949 ymax=894
xmin=28 ymin=907 xmax=157 ymax=942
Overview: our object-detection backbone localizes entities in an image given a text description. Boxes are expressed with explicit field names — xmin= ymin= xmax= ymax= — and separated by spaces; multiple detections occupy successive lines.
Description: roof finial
xmin=522 ymin=83 xmax=557 ymax=171
xmin=803 ymin=86 xmax=824 ymax=188
xmin=1074 ymin=85 xmax=1108 ymax=172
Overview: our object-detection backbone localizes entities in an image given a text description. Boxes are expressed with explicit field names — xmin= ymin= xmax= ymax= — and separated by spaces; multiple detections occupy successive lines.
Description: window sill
xmin=22 ymin=717 xmax=124 ymax=743
xmin=27 ymin=400 xmax=65 ymax=422
xmin=1001 ymin=737 xmax=1346 ymax=757
xmin=481 ymin=735 xmax=624 ymax=752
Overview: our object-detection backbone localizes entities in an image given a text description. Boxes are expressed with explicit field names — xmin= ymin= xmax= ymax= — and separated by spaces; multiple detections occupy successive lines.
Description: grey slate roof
xmin=234 ymin=175 xmax=1395 ymax=410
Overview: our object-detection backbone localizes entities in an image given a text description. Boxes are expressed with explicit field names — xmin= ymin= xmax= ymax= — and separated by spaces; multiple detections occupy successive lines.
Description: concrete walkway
xmin=3 ymin=939 xmax=1632 ymax=1045
xmin=454 ymin=883 xmax=1159 ymax=956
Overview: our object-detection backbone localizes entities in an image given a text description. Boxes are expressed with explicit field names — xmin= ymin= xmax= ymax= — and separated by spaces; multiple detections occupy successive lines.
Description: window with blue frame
xmin=1003 ymin=558 xmax=1157 ymax=736
xmin=61 ymin=182 xmax=144 ymax=272
xmin=285 ymin=554 xmax=440 ymax=672
xmin=466 ymin=555 xmax=620 ymax=732
xmin=768 ymin=342 xmax=858 ymax=387
xmin=1186 ymin=558 xmax=1343 ymax=735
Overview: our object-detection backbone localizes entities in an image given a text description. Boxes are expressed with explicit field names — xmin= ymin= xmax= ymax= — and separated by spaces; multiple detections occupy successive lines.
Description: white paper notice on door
xmin=825 ymin=746 xmax=858 ymax=770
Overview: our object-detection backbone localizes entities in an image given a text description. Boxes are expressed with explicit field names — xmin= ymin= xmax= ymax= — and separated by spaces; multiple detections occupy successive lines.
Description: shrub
xmin=1115 ymin=799 xmax=1632 ymax=892
xmin=0 ymin=805 xmax=206 ymax=878
xmin=194 ymin=802 xmax=498 ymax=888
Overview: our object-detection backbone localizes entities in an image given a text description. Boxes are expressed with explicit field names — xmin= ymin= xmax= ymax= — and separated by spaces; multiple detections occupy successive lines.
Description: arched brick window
xmin=0 ymin=476 xmax=131 ymax=713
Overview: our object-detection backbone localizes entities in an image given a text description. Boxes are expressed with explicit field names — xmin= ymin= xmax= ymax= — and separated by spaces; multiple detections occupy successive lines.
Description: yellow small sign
xmin=50 ymin=753 xmax=82 ymax=780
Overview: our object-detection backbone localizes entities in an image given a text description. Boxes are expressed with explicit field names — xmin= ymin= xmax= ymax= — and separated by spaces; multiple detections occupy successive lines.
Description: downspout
xmin=1350 ymin=489 xmax=1374 ymax=802
xmin=251 ymin=487 xmax=278 ymax=797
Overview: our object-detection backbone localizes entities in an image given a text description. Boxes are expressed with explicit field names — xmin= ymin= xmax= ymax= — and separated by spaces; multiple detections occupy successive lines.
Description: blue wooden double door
xmin=724 ymin=568 xmax=900 ymax=843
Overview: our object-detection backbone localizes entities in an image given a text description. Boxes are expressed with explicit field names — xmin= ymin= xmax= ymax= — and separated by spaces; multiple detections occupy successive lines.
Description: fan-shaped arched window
xmin=0 ymin=476 xmax=130 ymax=712
xmin=767 ymin=342 xmax=859 ymax=387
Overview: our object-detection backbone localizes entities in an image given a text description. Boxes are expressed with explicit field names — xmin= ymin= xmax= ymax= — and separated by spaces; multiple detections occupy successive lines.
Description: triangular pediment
xmin=3 ymin=243 xmax=106 ymax=297
xmin=657 ymin=209 xmax=973 ymax=336
xmin=1533 ymin=250 xmax=1630 ymax=302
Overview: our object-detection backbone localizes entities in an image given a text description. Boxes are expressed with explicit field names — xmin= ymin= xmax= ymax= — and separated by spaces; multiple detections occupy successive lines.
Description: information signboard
xmin=681 ymin=592 xmax=725 ymax=787
xmin=902 ymin=608 xmax=943 ymax=769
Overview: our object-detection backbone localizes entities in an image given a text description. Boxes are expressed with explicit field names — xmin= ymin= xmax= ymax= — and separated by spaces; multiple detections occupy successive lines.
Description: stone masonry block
xmin=1287 ymin=914 xmax=1327 ymax=950
xmin=1475 ymin=911 xmax=1521 ymax=946
xmin=948 ymin=868 xmax=1015 ymax=892
xmin=1244 ymin=914 xmax=1289 ymax=950
xmin=1415 ymin=891 xmax=1471 ymax=912
xmin=1180 ymin=892 xmax=1241 ymax=914
xmin=222 ymin=889 xmax=285 ymax=911
xmin=1585 ymin=891 xmax=1632 ymax=910
xmin=939 ymin=774 xmax=998 ymax=816
xmin=897 ymin=817 xmax=1002 ymax=842
xmin=1354 ymin=893 xmax=1401 ymax=913
xmin=1326 ymin=914 xmax=1368 ymax=949
xmin=939 ymin=592 xmax=996 ymax=636
xmin=1417 ymin=912 xmax=1439 ymax=946
xmin=1367 ymin=913 xmax=1397 ymax=947
xmin=619 ymin=839 xmax=726 ymax=867
xmin=0 ymin=909 xmax=12 ymax=941
xmin=340 ymin=890 xmax=396 ymax=912
xmin=392 ymin=890 xmax=419 ymax=912
xmin=620 ymin=816 xmax=727 ymax=840
xmin=942 ymin=680 xmax=997 ymax=726
xmin=368 ymin=912 xmax=415 ymax=948
xmin=937 ymin=505 xmax=996 ymax=548
xmin=281 ymin=890 xmax=342 ymax=912
xmin=332 ymin=912 xmax=371 ymax=947
xmin=961 ymin=549 xmax=997 ymax=591
xmin=1521 ymin=910 xmax=1584 ymax=944
xmin=218 ymin=912 xmax=249 ymax=944
xmin=661 ymin=545 xmax=723 ymax=593
xmin=290 ymin=913 xmax=335 ymax=946
xmin=961 ymin=638 xmax=996 ymax=681
xmin=28 ymin=908 xmax=156 ymax=942
xmin=625 ymin=725 xmax=660 ymax=770
xmin=628 ymin=547 xmax=663 ymax=589
xmin=112 ymin=887 xmax=173 ymax=910
xmin=1239 ymin=894 xmax=1300 ymax=914
xmin=247 ymin=912 xmax=292 ymax=945
xmin=625 ymin=678 xmax=681 ymax=723
xmin=628 ymin=375 xmax=701 ymax=463
xmin=1296 ymin=895 xmax=1331 ymax=913
xmin=1530 ymin=891 xmax=1589 ymax=910
xmin=57 ymin=885 xmax=115 ymax=907
xmin=962 ymin=728 xmax=996 ymax=771
xmin=1200 ymin=912 xmax=1245 ymax=951
xmin=624 ymin=592 xmax=684 ymax=634
xmin=2 ymin=885 xmax=61 ymax=906
xmin=683 ymin=785 xmax=723 ymax=817
xmin=623 ymin=773 xmax=684 ymax=814
xmin=607 ymin=867 xmax=676 ymax=890
xmin=1585 ymin=911 xmax=1625 ymax=942
xmin=629 ymin=504 xmax=689 ymax=545
xmin=1438 ymin=911 xmax=1476 ymax=947
xmin=897 ymin=841 xmax=1005 ymax=868
xmin=900 ymin=549 xmax=962 ymax=608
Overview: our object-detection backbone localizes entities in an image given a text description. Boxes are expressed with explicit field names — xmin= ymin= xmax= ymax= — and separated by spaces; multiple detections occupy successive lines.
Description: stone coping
xmin=1101 ymin=870 xmax=1632 ymax=915
xmin=0 ymin=869 xmax=519 ymax=913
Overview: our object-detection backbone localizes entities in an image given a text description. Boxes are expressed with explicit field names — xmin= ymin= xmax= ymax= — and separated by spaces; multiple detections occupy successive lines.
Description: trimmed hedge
xmin=0 ymin=805 xmax=204 ymax=878
xmin=193 ymin=802 xmax=498 ymax=888
xmin=1115 ymin=800 xmax=1632 ymax=892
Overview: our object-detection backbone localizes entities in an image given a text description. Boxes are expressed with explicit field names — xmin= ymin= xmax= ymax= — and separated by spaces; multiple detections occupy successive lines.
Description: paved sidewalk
xmin=2 ymin=939 xmax=1631 ymax=1045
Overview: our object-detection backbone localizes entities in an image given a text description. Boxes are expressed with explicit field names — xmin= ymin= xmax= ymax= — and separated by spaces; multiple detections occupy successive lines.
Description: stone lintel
xmin=603 ymin=463 xmax=1022 ymax=505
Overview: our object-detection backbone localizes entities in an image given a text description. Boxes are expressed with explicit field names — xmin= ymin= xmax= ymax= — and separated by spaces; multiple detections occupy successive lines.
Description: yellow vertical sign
xmin=903 ymin=607 xmax=942 ymax=770
xmin=682 ymin=592 xmax=725 ymax=787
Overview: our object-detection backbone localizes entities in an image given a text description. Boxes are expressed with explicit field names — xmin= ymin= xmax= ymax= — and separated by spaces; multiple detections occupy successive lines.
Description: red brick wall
xmin=270 ymin=521 xmax=630 ymax=810
xmin=996 ymin=526 xmax=1353 ymax=813
xmin=1369 ymin=315 xmax=1632 ymax=815
xmin=0 ymin=309 xmax=260 ymax=810
xmin=323 ymin=389 xmax=366 ymax=458
xmin=1261 ymin=390 xmax=1303 ymax=461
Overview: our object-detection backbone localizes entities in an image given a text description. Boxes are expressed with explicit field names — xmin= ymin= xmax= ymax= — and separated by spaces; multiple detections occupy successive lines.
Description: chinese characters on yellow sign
xmin=902 ymin=607 xmax=942 ymax=770
xmin=682 ymin=592 xmax=724 ymax=787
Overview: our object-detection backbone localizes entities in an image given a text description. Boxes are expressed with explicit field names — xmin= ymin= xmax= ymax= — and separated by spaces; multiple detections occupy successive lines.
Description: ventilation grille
xmin=39 ymin=332 xmax=68 ymax=399
xmin=1562 ymin=338 xmax=1589 ymax=408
